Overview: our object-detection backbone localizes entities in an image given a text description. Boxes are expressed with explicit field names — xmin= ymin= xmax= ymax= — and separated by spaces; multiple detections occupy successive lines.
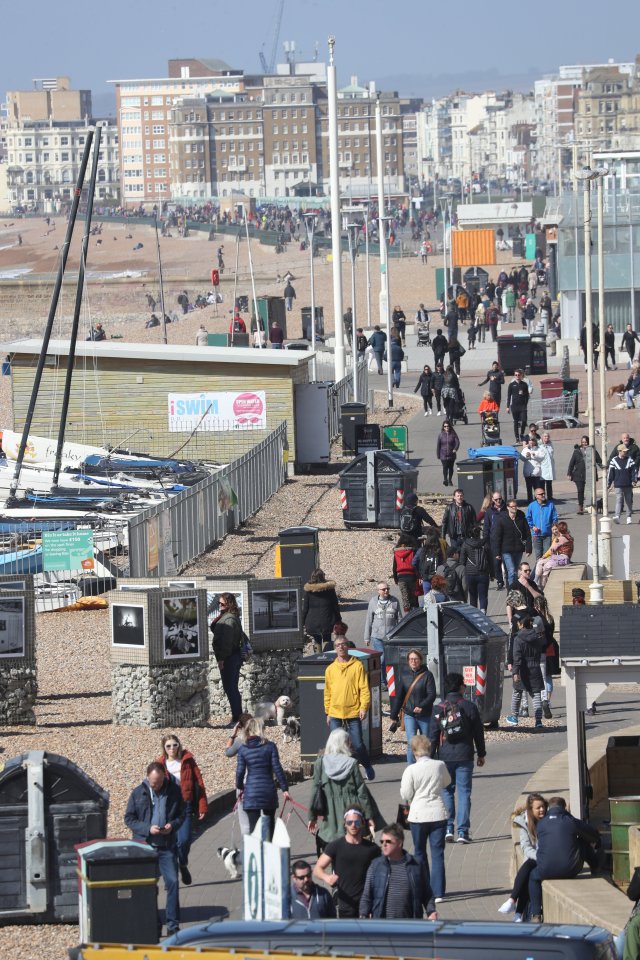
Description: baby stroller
xmin=450 ymin=388 xmax=469 ymax=426
xmin=417 ymin=322 xmax=431 ymax=347
xmin=481 ymin=411 xmax=501 ymax=446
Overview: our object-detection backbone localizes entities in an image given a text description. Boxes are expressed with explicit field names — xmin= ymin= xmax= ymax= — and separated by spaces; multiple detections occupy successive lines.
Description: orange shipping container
xmin=451 ymin=228 xmax=496 ymax=267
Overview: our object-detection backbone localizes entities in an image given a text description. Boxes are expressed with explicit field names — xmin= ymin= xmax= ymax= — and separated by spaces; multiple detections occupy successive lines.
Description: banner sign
xmin=167 ymin=391 xmax=267 ymax=432
xmin=43 ymin=529 xmax=94 ymax=572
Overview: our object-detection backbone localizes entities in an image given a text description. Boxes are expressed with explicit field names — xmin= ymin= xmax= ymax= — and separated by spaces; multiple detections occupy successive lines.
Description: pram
xmin=417 ymin=322 xmax=431 ymax=347
xmin=480 ymin=411 xmax=501 ymax=446
xmin=449 ymin=388 xmax=469 ymax=426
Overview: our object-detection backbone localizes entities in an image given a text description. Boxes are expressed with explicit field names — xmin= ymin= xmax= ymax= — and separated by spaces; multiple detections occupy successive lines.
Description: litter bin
xmin=297 ymin=648 xmax=383 ymax=760
xmin=512 ymin=237 xmax=524 ymax=258
xmin=276 ymin=526 xmax=319 ymax=582
xmin=341 ymin=401 xmax=367 ymax=454
xmin=609 ymin=796 xmax=640 ymax=885
xmin=456 ymin=459 xmax=494 ymax=507
xmin=531 ymin=334 xmax=548 ymax=375
xmin=384 ymin=602 xmax=506 ymax=725
xmin=0 ymin=752 xmax=108 ymax=923
xmin=339 ymin=450 xmax=418 ymax=529
xmin=607 ymin=736 xmax=640 ymax=798
xmin=77 ymin=839 xmax=159 ymax=944
xmin=497 ymin=333 xmax=532 ymax=376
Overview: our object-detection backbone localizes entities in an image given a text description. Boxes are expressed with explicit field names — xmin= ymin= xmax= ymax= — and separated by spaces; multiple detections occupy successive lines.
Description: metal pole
xmin=596 ymin=170 xmax=611 ymax=578
xmin=245 ymin=217 xmax=260 ymax=346
xmin=231 ymin=229 xmax=241 ymax=345
xmin=364 ymin=206 xmax=371 ymax=329
xmin=154 ymin=216 xmax=168 ymax=345
xmin=304 ymin=214 xmax=317 ymax=381
xmin=375 ymin=94 xmax=392 ymax=408
xmin=348 ymin=225 xmax=358 ymax=402
xmin=327 ymin=37 xmax=345 ymax=379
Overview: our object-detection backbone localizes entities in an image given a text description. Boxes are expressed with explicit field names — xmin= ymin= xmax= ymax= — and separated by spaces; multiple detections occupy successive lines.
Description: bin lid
xmin=387 ymin=602 xmax=507 ymax=643
xmin=466 ymin=446 xmax=519 ymax=460
xmin=341 ymin=402 xmax=367 ymax=414
xmin=498 ymin=333 xmax=531 ymax=340
xmin=278 ymin=526 xmax=319 ymax=537
xmin=78 ymin=840 xmax=158 ymax=863
xmin=339 ymin=450 xmax=416 ymax=478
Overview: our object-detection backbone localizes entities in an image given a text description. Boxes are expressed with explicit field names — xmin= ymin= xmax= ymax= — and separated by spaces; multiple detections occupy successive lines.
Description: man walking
xmin=324 ymin=636 xmax=375 ymax=780
xmin=429 ymin=673 xmax=486 ymax=844
xmin=368 ymin=325 xmax=387 ymax=375
xmin=441 ymin=488 xmax=476 ymax=549
xmin=477 ymin=361 xmax=505 ymax=409
xmin=507 ymin=369 xmax=530 ymax=442
xmin=608 ymin=443 xmax=638 ymax=524
xmin=526 ymin=487 xmax=558 ymax=561
xmin=284 ymin=280 xmax=296 ymax=312
xmin=355 ymin=327 xmax=368 ymax=361
xmin=314 ymin=807 xmax=381 ymax=917
xmin=363 ymin=582 xmax=401 ymax=680
xmin=621 ymin=323 xmax=640 ymax=367
xmin=124 ymin=762 xmax=185 ymax=936
xmin=290 ymin=860 xmax=336 ymax=919
xmin=491 ymin=497 xmax=532 ymax=587
xmin=359 ymin=823 xmax=437 ymax=919
xmin=431 ymin=328 xmax=449 ymax=368
xmin=482 ymin=492 xmax=506 ymax=589
xmin=604 ymin=323 xmax=617 ymax=370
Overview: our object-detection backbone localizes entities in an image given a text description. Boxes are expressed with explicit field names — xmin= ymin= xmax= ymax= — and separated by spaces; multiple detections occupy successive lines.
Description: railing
xmin=326 ymin=359 xmax=368 ymax=441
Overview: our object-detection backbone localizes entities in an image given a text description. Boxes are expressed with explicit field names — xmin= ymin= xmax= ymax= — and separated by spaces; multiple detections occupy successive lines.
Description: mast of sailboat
xmin=51 ymin=125 xmax=102 ymax=488
xmin=154 ymin=215 xmax=168 ymax=345
xmin=8 ymin=131 xmax=94 ymax=500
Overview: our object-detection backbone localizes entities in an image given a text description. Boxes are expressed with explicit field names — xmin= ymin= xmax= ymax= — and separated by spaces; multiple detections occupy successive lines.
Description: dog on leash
xmin=255 ymin=695 xmax=293 ymax=725
xmin=217 ymin=846 xmax=241 ymax=880
xmin=282 ymin=716 xmax=301 ymax=742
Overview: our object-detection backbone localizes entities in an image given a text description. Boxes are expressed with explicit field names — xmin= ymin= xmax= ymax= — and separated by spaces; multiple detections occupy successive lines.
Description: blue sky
xmin=2 ymin=0 xmax=639 ymax=107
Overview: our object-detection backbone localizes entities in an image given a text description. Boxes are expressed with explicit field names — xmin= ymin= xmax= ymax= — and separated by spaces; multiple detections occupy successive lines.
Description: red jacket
xmin=157 ymin=749 xmax=208 ymax=816
xmin=393 ymin=547 xmax=417 ymax=580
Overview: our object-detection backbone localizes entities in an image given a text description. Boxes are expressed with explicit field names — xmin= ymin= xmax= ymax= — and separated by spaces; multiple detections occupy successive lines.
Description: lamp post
xmin=575 ymin=165 xmax=603 ymax=603
xmin=375 ymin=93 xmax=392 ymax=409
xmin=596 ymin=165 xmax=611 ymax=577
xmin=302 ymin=212 xmax=318 ymax=382
xmin=327 ymin=36 xmax=345 ymax=379
xmin=346 ymin=221 xmax=359 ymax=402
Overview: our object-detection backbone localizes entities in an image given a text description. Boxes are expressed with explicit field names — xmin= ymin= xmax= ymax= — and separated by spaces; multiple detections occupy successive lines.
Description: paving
xmin=170 ymin=319 xmax=640 ymax=931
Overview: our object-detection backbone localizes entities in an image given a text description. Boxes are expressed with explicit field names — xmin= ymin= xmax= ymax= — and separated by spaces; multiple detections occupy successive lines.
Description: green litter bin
xmin=610 ymin=795 xmax=640 ymax=884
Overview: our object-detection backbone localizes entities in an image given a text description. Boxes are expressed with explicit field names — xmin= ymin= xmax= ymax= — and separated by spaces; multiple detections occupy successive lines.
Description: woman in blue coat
xmin=236 ymin=717 xmax=291 ymax=839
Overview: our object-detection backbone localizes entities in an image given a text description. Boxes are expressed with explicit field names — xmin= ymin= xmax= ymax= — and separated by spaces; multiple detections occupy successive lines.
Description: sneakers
xmin=534 ymin=720 xmax=543 ymax=729
xmin=437 ymin=410 xmax=442 ymax=416
xmin=434 ymin=896 xmax=444 ymax=903
xmin=424 ymin=411 xmax=429 ymax=416
xmin=428 ymin=409 xmax=433 ymax=415
xmin=542 ymin=701 xmax=552 ymax=719
xmin=180 ymin=865 xmax=192 ymax=886
xmin=363 ymin=765 xmax=376 ymax=781
xmin=531 ymin=915 xmax=543 ymax=923
xmin=445 ymin=830 xmax=455 ymax=843
xmin=499 ymin=898 xmax=516 ymax=914
xmin=614 ymin=515 xmax=620 ymax=524
xmin=506 ymin=715 xmax=519 ymax=726
xmin=519 ymin=706 xmax=529 ymax=718
xmin=456 ymin=833 xmax=471 ymax=844
xmin=514 ymin=913 xmax=523 ymax=923
xmin=627 ymin=517 xmax=633 ymax=524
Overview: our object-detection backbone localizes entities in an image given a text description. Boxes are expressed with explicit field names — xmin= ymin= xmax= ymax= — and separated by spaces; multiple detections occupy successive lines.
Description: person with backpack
xmin=429 ymin=672 xmax=486 ymax=844
xmin=436 ymin=546 xmax=468 ymax=602
xmin=459 ymin=525 xmax=491 ymax=613
xmin=412 ymin=527 xmax=444 ymax=598
xmin=399 ymin=491 xmax=437 ymax=542
xmin=392 ymin=534 xmax=420 ymax=613
xmin=436 ymin=420 xmax=460 ymax=487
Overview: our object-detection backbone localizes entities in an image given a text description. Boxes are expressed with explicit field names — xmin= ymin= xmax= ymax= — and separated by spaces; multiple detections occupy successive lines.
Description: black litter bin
xmin=77 ymin=839 xmax=159 ymax=944
xmin=456 ymin=459 xmax=494 ymax=507
xmin=531 ymin=334 xmax=547 ymax=375
xmin=276 ymin=526 xmax=319 ymax=582
xmin=463 ymin=267 xmax=489 ymax=294
xmin=297 ymin=648 xmax=383 ymax=760
xmin=497 ymin=333 xmax=532 ymax=376
xmin=512 ymin=237 xmax=524 ymax=258
xmin=341 ymin=402 xmax=368 ymax=454
xmin=339 ymin=450 xmax=418 ymax=529
xmin=384 ymin=602 xmax=506 ymax=725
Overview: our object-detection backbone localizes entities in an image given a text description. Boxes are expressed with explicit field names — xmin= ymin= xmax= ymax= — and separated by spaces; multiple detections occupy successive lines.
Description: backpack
xmin=400 ymin=508 xmax=419 ymax=537
xmin=439 ymin=563 xmax=460 ymax=598
xmin=437 ymin=699 xmax=469 ymax=744
xmin=419 ymin=551 xmax=439 ymax=580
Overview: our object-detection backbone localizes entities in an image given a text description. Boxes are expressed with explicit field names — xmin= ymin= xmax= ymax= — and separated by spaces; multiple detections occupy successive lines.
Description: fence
xmin=327 ymin=359 xmax=369 ymax=441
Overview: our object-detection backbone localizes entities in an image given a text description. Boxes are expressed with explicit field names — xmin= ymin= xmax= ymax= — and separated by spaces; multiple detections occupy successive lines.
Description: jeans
xmin=443 ymin=760 xmax=474 ymax=835
xmin=272 ymin=342 xmax=283 ymax=349
xmin=391 ymin=362 xmax=401 ymax=387
xmin=574 ymin=481 xmax=586 ymax=509
xmin=441 ymin=458 xmax=455 ymax=483
xmin=246 ymin=808 xmax=276 ymax=841
xmin=219 ymin=649 xmax=243 ymax=722
xmin=410 ymin=819 xmax=447 ymax=898
xmin=156 ymin=847 xmax=180 ymax=932
xmin=512 ymin=857 xmax=537 ymax=915
xmin=374 ymin=350 xmax=384 ymax=373
xmin=404 ymin=712 xmax=431 ymax=762
xmin=329 ymin=716 xmax=371 ymax=767
xmin=502 ymin=551 xmax=523 ymax=587
xmin=532 ymin=534 xmax=551 ymax=562
xmin=466 ymin=573 xmax=489 ymax=612
xmin=176 ymin=801 xmax=193 ymax=866
xmin=614 ymin=486 xmax=633 ymax=519
xmin=605 ymin=346 xmax=616 ymax=369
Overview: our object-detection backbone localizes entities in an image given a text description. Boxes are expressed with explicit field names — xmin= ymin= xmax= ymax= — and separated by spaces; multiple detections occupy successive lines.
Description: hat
xmin=571 ymin=588 xmax=586 ymax=599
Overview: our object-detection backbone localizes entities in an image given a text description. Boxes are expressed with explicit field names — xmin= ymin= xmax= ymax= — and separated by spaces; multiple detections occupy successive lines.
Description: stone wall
xmin=209 ymin=648 xmax=304 ymax=719
xmin=112 ymin=662 xmax=210 ymax=727
xmin=0 ymin=664 xmax=37 ymax=725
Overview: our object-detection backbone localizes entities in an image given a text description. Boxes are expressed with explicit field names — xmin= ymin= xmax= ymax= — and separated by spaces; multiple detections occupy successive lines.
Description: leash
xmin=279 ymin=795 xmax=311 ymax=830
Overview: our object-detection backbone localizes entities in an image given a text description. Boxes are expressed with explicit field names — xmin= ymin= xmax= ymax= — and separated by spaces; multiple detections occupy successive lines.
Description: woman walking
xmin=211 ymin=592 xmax=245 ymax=726
xmin=499 ymin=794 xmax=548 ymax=921
xmin=431 ymin=362 xmax=445 ymax=415
xmin=567 ymin=436 xmax=589 ymax=515
xmin=436 ymin=420 xmax=459 ymax=487
xmin=389 ymin=650 xmax=437 ymax=763
xmin=236 ymin=717 xmax=291 ymax=840
xmin=441 ymin=366 xmax=460 ymax=422
xmin=414 ymin=364 xmax=434 ymax=416
xmin=302 ymin=568 xmax=342 ymax=651
xmin=400 ymin=734 xmax=450 ymax=903
xmin=506 ymin=612 xmax=547 ymax=729
xmin=459 ymin=524 xmax=492 ymax=613
xmin=157 ymin=734 xmax=208 ymax=885
xmin=539 ymin=432 xmax=556 ymax=501
xmin=224 ymin=712 xmax=254 ymax=835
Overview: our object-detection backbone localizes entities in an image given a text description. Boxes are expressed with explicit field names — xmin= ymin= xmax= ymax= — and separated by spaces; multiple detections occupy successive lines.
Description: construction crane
xmin=259 ymin=0 xmax=285 ymax=74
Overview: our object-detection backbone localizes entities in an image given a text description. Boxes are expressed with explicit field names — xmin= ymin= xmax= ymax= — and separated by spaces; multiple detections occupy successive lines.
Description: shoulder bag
xmin=399 ymin=672 xmax=425 ymax=731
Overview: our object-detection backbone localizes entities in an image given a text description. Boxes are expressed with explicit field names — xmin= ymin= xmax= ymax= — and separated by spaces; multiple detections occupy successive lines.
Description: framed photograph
xmin=206 ymin=590 xmax=245 ymax=632
xmin=0 ymin=597 xmax=25 ymax=658
xmin=167 ymin=580 xmax=197 ymax=590
xmin=163 ymin=596 xmax=200 ymax=659
xmin=0 ymin=580 xmax=26 ymax=592
xmin=251 ymin=588 xmax=299 ymax=634
xmin=111 ymin=603 xmax=146 ymax=648
xmin=118 ymin=583 xmax=157 ymax=592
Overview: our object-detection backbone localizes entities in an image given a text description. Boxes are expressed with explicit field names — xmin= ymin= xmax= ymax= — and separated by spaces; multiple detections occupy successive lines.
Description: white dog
xmin=217 ymin=846 xmax=240 ymax=880
xmin=255 ymin=695 xmax=293 ymax=725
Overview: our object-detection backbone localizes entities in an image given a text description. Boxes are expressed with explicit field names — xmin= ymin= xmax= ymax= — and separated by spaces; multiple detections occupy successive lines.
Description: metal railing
xmin=327 ymin=359 xmax=369 ymax=441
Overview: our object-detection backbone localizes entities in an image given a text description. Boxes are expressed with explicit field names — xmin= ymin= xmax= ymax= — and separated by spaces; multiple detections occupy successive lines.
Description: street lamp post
xmin=596 ymin=166 xmax=611 ymax=577
xmin=303 ymin=212 xmax=318 ymax=382
xmin=576 ymin=166 xmax=603 ymax=603
xmin=346 ymin=222 xmax=359 ymax=402
xmin=375 ymin=93 xmax=392 ymax=409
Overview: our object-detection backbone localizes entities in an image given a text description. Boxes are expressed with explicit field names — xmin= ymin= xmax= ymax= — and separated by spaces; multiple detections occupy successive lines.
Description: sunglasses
xmin=492 ymin=497 xmax=502 ymax=502
xmin=165 ymin=743 xmax=180 ymax=749
xmin=294 ymin=873 xmax=311 ymax=881
xmin=345 ymin=819 xmax=363 ymax=826
xmin=381 ymin=839 xmax=397 ymax=846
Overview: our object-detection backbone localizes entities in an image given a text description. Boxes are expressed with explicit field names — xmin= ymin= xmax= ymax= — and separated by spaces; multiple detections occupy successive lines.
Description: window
xmin=152 ymin=125 xmax=165 ymax=134
xmin=151 ymin=96 xmax=163 ymax=105
xmin=60 ymin=136 xmax=69 ymax=145
xmin=154 ymin=153 xmax=165 ymax=162
xmin=61 ymin=152 xmax=69 ymax=161
xmin=25 ymin=153 xmax=33 ymax=163
xmin=43 ymin=152 xmax=49 ymax=161
xmin=152 ymin=110 xmax=164 ymax=120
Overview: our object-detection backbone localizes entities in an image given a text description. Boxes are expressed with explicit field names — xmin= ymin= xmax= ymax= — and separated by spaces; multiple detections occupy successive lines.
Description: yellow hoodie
xmin=324 ymin=655 xmax=370 ymax=719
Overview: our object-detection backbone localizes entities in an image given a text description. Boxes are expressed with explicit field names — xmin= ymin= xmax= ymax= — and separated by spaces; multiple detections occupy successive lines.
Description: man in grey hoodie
xmin=363 ymin=582 xmax=401 ymax=684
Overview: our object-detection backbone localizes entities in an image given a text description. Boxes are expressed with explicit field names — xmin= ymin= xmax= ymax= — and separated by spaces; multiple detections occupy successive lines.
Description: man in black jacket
xmin=483 ymin=492 xmax=507 ymax=588
xmin=290 ymin=859 xmax=336 ymax=918
xmin=621 ymin=323 xmax=640 ymax=367
xmin=429 ymin=673 xmax=486 ymax=844
xmin=431 ymin=328 xmax=449 ymax=367
xmin=506 ymin=370 xmax=530 ymax=442
xmin=441 ymin=489 xmax=476 ymax=549
xmin=491 ymin=498 xmax=532 ymax=588
xmin=527 ymin=796 xmax=601 ymax=922
xmin=124 ymin=762 xmax=185 ymax=934
xmin=477 ymin=362 xmax=505 ymax=408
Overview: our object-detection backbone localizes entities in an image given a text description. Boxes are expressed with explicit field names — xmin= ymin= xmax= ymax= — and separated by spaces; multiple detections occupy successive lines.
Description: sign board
xmin=525 ymin=232 xmax=537 ymax=260
xmin=383 ymin=425 xmax=408 ymax=455
xmin=463 ymin=665 xmax=476 ymax=686
xmin=243 ymin=828 xmax=264 ymax=921
xmin=168 ymin=391 xmax=267 ymax=432
xmin=263 ymin=818 xmax=291 ymax=920
xmin=42 ymin=529 xmax=94 ymax=572
xmin=355 ymin=423 xmax=381 ymax=454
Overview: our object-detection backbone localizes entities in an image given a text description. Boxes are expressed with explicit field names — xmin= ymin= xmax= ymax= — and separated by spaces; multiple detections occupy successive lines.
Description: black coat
xmin=536 ymin=804 xmax=600 ymax=879
xmin=507 ymin=379 xmax=530 ymax=411
xmin=459 ymin=536 xmax=491 ymax=577
xmin=431 ymin=334 xmax=448 ymax=361
xmin=429 ymin=691 xmax=486 ymax=762
xmin=302 ymin=581 xmax=342 ymax=636
xmin=389 ymin=665 xmax=436 ymax=722
xmin=478 ymin=369 xmax=505 ymax=404
xmin=414 ymin=372 xmax=433 ymax=397
xmin=124 ymin=778 xmax=185 ymax=847
xmin=511 ymin=626 xmax=546 ymax=694
xmin=491 ymin=509 xmax=532 ymax=555
xmin=567 ymin=446 xmax=587 ymax=485
xmin=441 ymin=500 xmax=476 ymax=543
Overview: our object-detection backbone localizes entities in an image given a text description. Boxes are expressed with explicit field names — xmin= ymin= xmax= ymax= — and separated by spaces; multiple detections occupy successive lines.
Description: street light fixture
xmin=344 ymin=219 xmax=360 ymax=402
xmin=302 ymin=211 xmax=318 ymax=382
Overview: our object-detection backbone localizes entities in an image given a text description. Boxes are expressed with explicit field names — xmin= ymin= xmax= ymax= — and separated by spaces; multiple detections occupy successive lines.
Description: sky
xmin=2 ymin=0 xmax=640 ymax=110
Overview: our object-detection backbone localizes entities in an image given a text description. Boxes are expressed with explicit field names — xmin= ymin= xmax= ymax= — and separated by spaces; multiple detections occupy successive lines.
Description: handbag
xmin=241 ymin=631 xmax=253 ymax=660
xmin=399 ymin=672 xmax=425 ymax=731
xmin=311 ymin=780 xmax=328 ymax=818
xmin=396 ymin=803 xmax=410 ymax=829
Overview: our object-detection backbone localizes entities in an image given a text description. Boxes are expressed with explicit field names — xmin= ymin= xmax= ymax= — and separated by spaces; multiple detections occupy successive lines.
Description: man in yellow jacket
xmin=324 ymin=638 xmax=375 ymax=780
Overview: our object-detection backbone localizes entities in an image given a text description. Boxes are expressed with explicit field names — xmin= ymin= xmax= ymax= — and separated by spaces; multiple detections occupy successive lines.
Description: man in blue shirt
xmin=525 ymin=487 xmax=558 ymax=562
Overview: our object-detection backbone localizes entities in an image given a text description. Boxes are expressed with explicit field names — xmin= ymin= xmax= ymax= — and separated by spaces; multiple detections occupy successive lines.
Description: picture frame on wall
xmin=251 ymin=588 xmax=299 ymax=634
xmin=111 ymin=603 xmax=146 ymax=648
xmin=167 ymin=580 xmax=197 ymax=590
xmin=163 ymin=596 xmax=200 ymax=659
xmin=0 ymin=597 xmax=25 ymax=658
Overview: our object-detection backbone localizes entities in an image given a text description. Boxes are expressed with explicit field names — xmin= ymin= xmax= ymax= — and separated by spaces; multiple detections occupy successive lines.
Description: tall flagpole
xmin=327 ymin=36 xmax=345 ymax=379
xmin=375 ymin=93 xmax=392 ymax=408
